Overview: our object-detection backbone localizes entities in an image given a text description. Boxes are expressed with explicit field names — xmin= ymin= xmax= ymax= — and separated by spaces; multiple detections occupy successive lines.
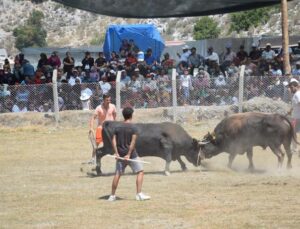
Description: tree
xmin=193 ymin=16 xmax=220 ymax=40
xmin=13 ymin=10 xmax=47 ymax=50
xmin=230 ymin=7 xmax=275 ymax=32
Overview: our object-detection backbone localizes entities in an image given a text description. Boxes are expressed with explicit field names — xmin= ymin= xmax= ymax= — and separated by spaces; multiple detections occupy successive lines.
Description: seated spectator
xmin=38 ymin=101 xmax=53 ymax=113
xmin=292 ymin=61 xmax=300 ymax=76
xmin=206 ymin=46 xmax=220 ymax=65
xmin=292 ymin=41 xmax=300 ymax=61
xmin=37 ymin=53 xmax=48 ymax=70
xmin=270 ymin=64 xmax=283 ymax=77
xmin=81 ymin=83 xmax=93 ymax=97
xmin=0 ymin=84 xmax=11 ymax=98
xmin=249 ymin=43 xmax=261 ymax=65
xmin=80 ymin=93 xmax=92 ymax=111
xmin=129 ymin=39 xmax=139 ymax=53
xmin=125 ymin=51 xmax=137 ymax=67
xmin=120 ymin=39 xmax=130 ymax=52
xmin=144 ymin=48 xmax=157 ymax=69
xmin=68 ymin=69 xmax=81 ymax=86
xmin=99 ymin=76 xmax=111 ymax=95
xmin=48 ymin=51 xmax=61 ymax=69
xmin=109 ymin=51 xmax=119 ymax=65
xmin=12 ymin=101 xmax=28 ymax=113
xmin=261 ymin=43 xmax=276 ymax=63
xmin=3 ymin=59 xmax=11 ymax=73
xmin=15 ymin=85 xmax=30 ymax=104
xmin=161 ymin=53 xmax=175 ymax=73
xmin=142 ymin=73 xmax=158 ymax=107
xmin=120 ymin=70 xmax=131 ymax=90
xmin=82 ymin=51 xmax=94 ymax=73
xmin=133 ymin=68 xmax=144 ymax=81
xmin=236 ymin=45 xmax=248 ymax=65
xmin=214 ymin=73 xmax=227 ymax=88
xmin=89 ymin=66 xmax=100 ymax=82
xmin=95 ymin=52 xmax=107 ymax=69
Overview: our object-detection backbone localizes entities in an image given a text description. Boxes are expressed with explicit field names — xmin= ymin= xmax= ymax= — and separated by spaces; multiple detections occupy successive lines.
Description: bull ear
xmin=192 ymin=138 xmax=198 ymax=148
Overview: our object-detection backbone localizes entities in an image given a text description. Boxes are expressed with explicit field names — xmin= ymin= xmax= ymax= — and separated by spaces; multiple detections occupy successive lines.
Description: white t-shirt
xmin=99 ymin=81 xmax=111 ymax=95
xmin=292 ymin=90 xmax=300 ymax=119
xmin=180 ymin=74 xmax=191 ymax=88
xmin=206 ymin=52 xmax=220 ymax=64
xmin=81 ymin=88 xmax=93 ymax=97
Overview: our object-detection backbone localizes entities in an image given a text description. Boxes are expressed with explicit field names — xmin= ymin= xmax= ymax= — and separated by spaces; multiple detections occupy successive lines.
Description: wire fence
xmin=0 ymin=68 xmax=293 ymax=122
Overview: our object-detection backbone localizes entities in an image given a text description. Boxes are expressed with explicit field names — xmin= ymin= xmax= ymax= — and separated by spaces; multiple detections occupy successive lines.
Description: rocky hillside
xmin=0 ymin=0 xmax=300 ymax=55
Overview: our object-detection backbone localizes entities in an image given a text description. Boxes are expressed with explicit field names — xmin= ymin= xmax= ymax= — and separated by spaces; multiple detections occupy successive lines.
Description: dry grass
xmin=1 ymin=115 xmax=300 ymax=228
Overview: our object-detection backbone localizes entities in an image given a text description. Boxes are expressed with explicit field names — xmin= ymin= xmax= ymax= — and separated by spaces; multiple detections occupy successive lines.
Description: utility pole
xmin=281 ymin=0 xmax=291 ymax=75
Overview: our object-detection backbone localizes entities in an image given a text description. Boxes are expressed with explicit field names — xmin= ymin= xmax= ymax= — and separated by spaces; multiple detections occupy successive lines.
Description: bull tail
xmin=281 ymin=115 xmax=300 ymax=145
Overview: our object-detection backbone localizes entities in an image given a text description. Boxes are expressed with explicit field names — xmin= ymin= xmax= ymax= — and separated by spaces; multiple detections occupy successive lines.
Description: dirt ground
xmin=1 ymin=111 xmax=300 ymax=228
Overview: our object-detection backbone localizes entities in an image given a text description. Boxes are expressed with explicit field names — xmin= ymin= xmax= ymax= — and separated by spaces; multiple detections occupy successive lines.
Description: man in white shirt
xmin=177 ymin=45 xmax=191 ymax=63
xmin=206 ymin=46 xmax=220 ymax=65
xmin=288 ymin=79 xmax=300 ymax=156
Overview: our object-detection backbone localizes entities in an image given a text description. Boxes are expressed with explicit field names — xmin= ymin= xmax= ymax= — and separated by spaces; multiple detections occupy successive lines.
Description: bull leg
xmin=283 ymin=141 xmax=292 ymax=169
xmin=164 ymin=149 xmax=172 ymax=176
xmin=246 ymin=149 xmax=255 ymax=172
xmin=228 ymin=153 xmax=237 ymax=169
xmin=269 ymin=145 xmax=284 ymax=168
xmin=177 ymin=156 xmax=187 ymax=171
xmin=95 ymin=148 xmax=105 ymax=175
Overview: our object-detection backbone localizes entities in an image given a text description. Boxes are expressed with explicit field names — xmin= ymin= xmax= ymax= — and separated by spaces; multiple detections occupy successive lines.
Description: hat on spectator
xmin=134 ymin=68 xmax=139 ymax=72
xmin=251 ymin=42 xmax=257 ymax=47
xmin=182 ymin=45 xmax=190 ymax=50
xmin=288 ymin=78 xmax=299 ymax=86
xmin=266 ymin=43 xmax=272 ymax=47
xmin=110 ymin=69 xmax=116 ymax=75
xmin=296 ymin=61 xmax=300 ymax=65
xmin=40 ymin=75 xmax=46 ymax=80
xmin=80 ymin=93 xmax=91 ymax=101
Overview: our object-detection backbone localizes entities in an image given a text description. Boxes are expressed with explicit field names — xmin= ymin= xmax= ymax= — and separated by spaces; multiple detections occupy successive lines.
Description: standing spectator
xmin=63 ymin=52 xmax=75 ymax=76
xmin=288 ymin=79 xmax=300 ymax=156
xmin=261 ymin=43 xmax=276 ymax=64
xmin=82 ymin=51 xmax=94 ymax=73
xmin=188 ymin=47 xmax=205 ymax=74
xmin=107 ymin=107 xmax=150 ymax=202
xmin=80 ymin=93 xmax=92 ymax=111
xmin=22 ymin=60 xmax=35 ymax=81
xmin=89 ymin=94 xmax=117 ymax=164
xmin=177 ymin=45 xmax=191 ymax=63
xmin=220 ymin=43 xmax=236 ymax=75
xmin=48 ymin=51 xmax=61 ymax=69
xmin=180 ymin=69 xmax=193 ymax=105
xmin=12 ymin=101 xmax=28 ymax=113
xmin=206 ymin=46 xmax=220 ymax=65
xmin=144 ymin=48 xmax=156 ymax=70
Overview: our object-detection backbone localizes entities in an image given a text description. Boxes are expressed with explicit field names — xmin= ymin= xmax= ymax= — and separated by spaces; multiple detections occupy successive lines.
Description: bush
xmin=230 ymin=7 xmax=277 ymax=32
xmin=13 ymin=10 xmax=47 ymax=50
xmin=193 ymin=17 xmax=220 ymax=40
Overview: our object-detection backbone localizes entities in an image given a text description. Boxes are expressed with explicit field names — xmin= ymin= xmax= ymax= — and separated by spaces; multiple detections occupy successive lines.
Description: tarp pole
xmin=281 ymin=0 xmax=291 ymax=75
xmin=116 ymin=70 xmax=121 ymax=119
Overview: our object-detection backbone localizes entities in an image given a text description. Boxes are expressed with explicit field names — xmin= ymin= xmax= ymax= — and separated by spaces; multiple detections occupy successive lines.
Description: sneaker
xmin=136 ymin=192 xmax=151 ymax=201
xmin=107 ymin=195 xmax=116 ymax=201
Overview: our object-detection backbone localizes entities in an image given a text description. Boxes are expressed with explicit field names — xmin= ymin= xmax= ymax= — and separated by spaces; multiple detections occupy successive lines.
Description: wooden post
xmin=281 ymin=0 xmax=291 ymax=75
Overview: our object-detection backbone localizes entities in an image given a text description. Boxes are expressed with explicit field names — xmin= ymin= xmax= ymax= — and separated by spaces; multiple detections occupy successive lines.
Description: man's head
xmin=288 ymin=79 xmax=299 ymax=93
xmin=103 ymin=94 xmax=111 ymax=106
xmin=122 ymin=107 xmax=134 ymax=120
xmin=191 ymin=47 xmax=196 ymax=54
xmin=266 ymin=43 xmax=272 ymax=51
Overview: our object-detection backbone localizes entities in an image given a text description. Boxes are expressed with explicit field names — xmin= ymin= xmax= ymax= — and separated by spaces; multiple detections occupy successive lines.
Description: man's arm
xmin=112 ymin=134 xmax=119 ymax=157
xmin=125 ymin=134 xmax=137 ymax=160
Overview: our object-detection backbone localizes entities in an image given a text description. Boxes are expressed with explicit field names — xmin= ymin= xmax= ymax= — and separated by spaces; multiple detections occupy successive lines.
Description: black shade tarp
xmin=52 ymin=0 xmax=291 ymax=18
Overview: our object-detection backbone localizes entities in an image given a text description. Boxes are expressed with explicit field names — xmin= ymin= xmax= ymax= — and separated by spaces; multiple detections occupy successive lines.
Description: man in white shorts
xmin=108 ymin=107 xmax=150 ymax=201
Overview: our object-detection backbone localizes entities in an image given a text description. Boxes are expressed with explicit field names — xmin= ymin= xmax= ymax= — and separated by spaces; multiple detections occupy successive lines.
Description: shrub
xmin=193 ymin=16 xmax=220 ymax=40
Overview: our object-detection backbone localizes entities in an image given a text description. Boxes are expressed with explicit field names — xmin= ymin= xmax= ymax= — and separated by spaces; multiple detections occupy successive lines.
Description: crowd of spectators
xmin=1 ymin=39 xmax=300 ymax=113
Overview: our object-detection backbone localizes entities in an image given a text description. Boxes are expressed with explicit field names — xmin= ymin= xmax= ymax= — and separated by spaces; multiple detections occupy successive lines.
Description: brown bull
xmin=200 ymin=112 xmax=298 ymax=170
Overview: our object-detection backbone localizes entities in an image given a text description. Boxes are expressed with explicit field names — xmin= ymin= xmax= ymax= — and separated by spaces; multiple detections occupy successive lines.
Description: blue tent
xmin=103 ymin=24 xmax=165 ymax=61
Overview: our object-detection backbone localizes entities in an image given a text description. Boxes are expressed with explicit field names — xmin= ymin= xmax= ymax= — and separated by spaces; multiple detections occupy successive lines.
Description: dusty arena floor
xmin=1 ymin=111 xmax=300 ymax=228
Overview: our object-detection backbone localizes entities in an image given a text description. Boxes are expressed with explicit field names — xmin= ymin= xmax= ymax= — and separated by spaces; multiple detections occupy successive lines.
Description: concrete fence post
xmin=172 ymin=68 xmax=177 ymax=123
xmin=238 ymin=65 xmax=245 ymax=113
xmin=52 ymin=69 xmax=59 ymax=126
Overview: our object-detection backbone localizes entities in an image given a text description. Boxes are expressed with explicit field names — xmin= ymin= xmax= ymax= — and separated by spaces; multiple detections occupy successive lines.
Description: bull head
xmin=198 ymin=132 xmax=220 ymax=159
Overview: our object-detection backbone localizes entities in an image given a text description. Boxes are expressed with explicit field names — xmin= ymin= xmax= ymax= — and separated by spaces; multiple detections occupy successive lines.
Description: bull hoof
xmin=164 ymin=171 xmax=171 ymax=176
xmin=181 ymin=167 xmax=187 ymax=171
xmin=287 ymin=164 xmax=292 ymax=170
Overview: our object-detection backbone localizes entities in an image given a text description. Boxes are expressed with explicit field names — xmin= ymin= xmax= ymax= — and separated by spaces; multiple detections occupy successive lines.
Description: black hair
xmin=103 ymin=94 xmax=111 ymax=100
xmin=289 ymin=81 xmax=299 ymax=87
xmin=122 ymin=107 xmax=134 ymax=120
